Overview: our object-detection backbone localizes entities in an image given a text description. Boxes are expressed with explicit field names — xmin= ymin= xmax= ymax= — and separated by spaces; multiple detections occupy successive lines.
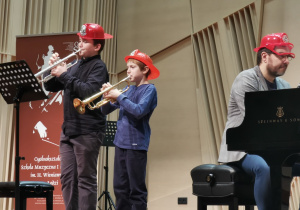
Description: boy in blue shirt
xmin=101 ymin=49 xmax=160 ymax=210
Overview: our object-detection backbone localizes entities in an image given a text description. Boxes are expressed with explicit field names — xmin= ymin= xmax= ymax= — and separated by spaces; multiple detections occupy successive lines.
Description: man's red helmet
xmin=77 ymin=23 xmax=113 ymax=40
xmin=125 ymin=49 xmax=160 ymax=80
xmin=254 ymin=33 xmax=295 ymax=58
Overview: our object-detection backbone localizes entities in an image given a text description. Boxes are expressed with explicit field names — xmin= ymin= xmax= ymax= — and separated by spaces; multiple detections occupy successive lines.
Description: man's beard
xmin=267 ymin=63 xmax=288 ymax=77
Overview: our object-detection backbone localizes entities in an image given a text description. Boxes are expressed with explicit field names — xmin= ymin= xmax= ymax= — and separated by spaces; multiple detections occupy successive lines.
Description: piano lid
xmin=227 ymin=88 xmax=300 ymax=152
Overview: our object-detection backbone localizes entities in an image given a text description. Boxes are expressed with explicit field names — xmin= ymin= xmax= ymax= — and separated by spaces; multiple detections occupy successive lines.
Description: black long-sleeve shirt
xmin=44 ymin=55 xmax=109 ymax=136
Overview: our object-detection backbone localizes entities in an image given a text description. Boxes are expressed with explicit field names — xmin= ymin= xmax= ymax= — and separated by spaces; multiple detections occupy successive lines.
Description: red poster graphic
xmin=16 ymin=33 xmax=79 ymax=209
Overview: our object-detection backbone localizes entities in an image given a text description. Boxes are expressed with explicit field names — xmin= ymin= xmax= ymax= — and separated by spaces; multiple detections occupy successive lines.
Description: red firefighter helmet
xmin=125 ymin=49 xmax=160 ymax=80
xmin=254 ymin=33 xmax=295 ymax=58
xmin=77 ymin=23 xmax=113 ymax=39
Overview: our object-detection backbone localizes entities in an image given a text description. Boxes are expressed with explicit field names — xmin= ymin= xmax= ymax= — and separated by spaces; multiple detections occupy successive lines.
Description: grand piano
xmin=227 ymin=87 xmax=300 ymax=156
xmin=227 ymin=88 xmax=300 ymax=210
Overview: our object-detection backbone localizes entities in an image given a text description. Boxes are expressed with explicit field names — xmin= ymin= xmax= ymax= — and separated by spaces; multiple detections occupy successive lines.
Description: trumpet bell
xmin=73 ymin=98 xmax=85 ymax=114
xmin=73 ymin=76 xmax=130 ymax=114
xmin=73 ymin=97 xmax=110 ymax=114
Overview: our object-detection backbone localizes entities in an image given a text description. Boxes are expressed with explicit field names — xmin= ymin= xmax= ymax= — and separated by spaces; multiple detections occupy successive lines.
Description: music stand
xmin=98 ymin=121 xmax=117 ymax=210
xmin=0 ymin=60 xmax=48 ymax=210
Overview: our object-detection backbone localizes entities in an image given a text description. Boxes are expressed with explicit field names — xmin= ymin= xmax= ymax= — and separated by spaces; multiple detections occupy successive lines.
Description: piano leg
xmin=268 ymin=153 xmax=300 ymax=210
xmin=270 ymin=165 xmax=291 ymax=210
xmin=282 ymin=166 xmax=293 ymax=210
xmin=260 ymin=152 xmax=300 ymax=210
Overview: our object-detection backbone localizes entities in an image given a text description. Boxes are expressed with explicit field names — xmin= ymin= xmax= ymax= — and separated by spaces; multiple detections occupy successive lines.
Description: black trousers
xmin=60 ymin=131 xmax=104 ymax=210
xmin=113 ymin=146 xmax=147 ymax=210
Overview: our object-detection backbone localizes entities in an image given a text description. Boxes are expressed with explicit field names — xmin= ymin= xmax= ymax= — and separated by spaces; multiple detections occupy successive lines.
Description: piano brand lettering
xmin=258 ymin=106 xmax=300 ymax=124
xmin=258 ymin=119 xmax=286 ymax=124
xmin=258 ymin=118 xmax=300 ymax=124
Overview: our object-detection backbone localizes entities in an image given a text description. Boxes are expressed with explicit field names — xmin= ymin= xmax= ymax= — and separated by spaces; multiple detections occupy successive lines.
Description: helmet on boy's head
xmin=77 ymin=23 xmax=113 ymax=40
xmin=253 ymin=33 xmax=295 ymax=58
xmin=125 ymin=49 xmax=160 ymax=80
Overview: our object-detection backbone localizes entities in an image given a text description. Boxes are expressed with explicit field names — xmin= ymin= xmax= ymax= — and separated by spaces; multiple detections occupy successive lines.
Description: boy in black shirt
xmin=44 ymin=23 xmax=112 ymax=210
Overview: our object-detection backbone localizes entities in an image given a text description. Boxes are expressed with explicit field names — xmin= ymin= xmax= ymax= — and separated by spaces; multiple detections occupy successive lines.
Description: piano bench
xmin=0 ymin=181 xmax=54 ymax=210
xmin=191 ymin=164 xmax=256 ymax=210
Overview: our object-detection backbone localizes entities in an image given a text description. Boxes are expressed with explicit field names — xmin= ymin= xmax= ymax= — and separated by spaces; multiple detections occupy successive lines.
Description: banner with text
xmin=16 ymin=33 xmax=79 ymax=210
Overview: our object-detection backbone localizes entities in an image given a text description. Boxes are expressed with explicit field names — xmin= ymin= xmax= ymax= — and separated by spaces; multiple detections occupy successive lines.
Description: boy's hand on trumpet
xmin=101 ymin=83 xmax=122 ymax=100
xmin=48 ymin=52 xmax=68 ymax=77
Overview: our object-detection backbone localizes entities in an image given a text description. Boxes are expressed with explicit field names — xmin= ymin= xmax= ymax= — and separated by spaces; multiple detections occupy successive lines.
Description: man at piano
xmin=218 ymin=33 xmax=295 ymax=210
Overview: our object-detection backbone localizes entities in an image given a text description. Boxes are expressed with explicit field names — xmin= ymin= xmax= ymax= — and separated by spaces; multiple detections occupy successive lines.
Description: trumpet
xmin=73 ymin=76 xmax=131 ymax=114
xmin=35 ymin=49 xmax=81 ymax=83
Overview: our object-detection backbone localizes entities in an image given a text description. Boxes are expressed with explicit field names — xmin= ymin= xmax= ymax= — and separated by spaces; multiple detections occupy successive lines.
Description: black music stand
xmin=0 ymin=60 xmax=48 ymax=210
xmin=98 ymin=121 xmax=117 ymax=210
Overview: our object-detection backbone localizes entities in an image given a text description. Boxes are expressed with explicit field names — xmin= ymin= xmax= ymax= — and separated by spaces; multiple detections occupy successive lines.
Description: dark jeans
xmin=114 ymin=146 xmax=147 ymax=210
xmin=60 ymin=131 xmax=104 ymax=210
